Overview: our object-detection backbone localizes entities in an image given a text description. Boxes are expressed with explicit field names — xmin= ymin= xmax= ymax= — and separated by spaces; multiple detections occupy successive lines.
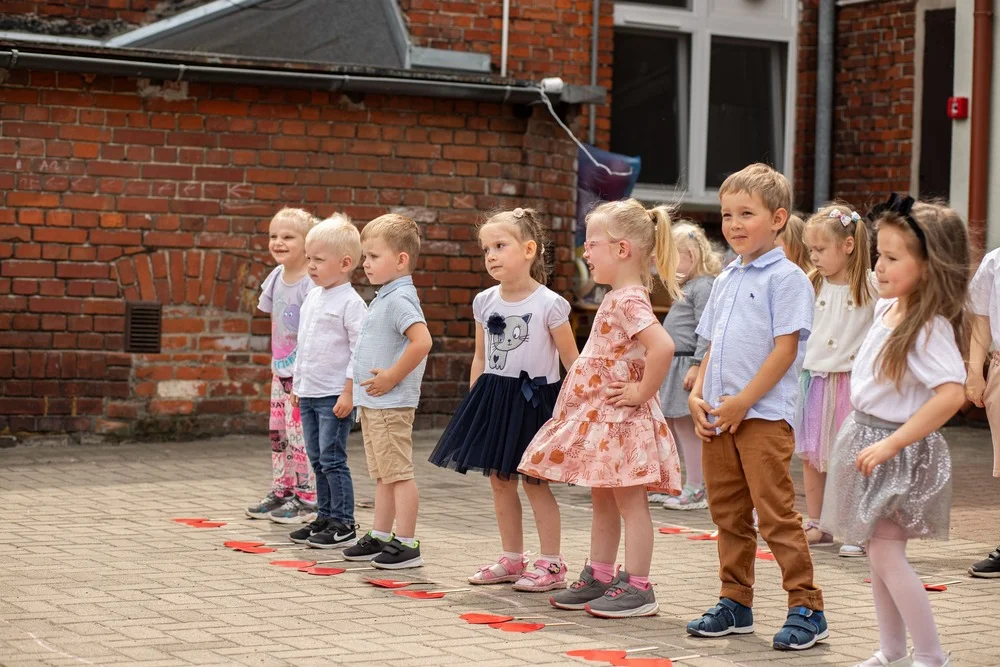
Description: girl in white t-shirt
xmin=823 ymin=196 xmax=968 ymax=667
xmin=428 ymin=208 xmax=579 ymax=591
xmin=796 ymin=204 xmax=876 ymax=556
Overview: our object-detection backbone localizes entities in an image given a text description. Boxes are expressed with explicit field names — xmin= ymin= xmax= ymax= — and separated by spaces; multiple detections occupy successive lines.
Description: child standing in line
xmin=822 ymin=195 xmax=968 ymax=667
xmin=687 ymin=163 xmax=826 ymax=650
xmin=287 ymin=216 xmax=368 ymax=549
xmin=343 ymin=214 xmax=433 ymax=570
xmin=796 ymin=204 xmax=876 ymax=559
xmin=649 ymin=222 xmax=721 ymax=511
xmin=246 ymin=207 xmax=318 ymax=524
xmin=965 ymin=246 xmax=1000 ymax=578
xmin=519 ymin=198 xmax=683 ymax=619
xmin=429 ymin=208 xmax=579 ymax=591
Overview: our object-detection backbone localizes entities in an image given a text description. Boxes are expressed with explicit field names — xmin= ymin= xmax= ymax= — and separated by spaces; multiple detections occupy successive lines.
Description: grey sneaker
xmin=268 ymin=497 xmax=317 ymax=524
xmin=246 ymin=491 xmax=289 ymax=519
xmin=585 ymin=570 xmax=659 ymax=618
xmin=662 ymin=484 xmax=708 ymax=511
xmin=550 ymin=565 xmax=612 ymax=610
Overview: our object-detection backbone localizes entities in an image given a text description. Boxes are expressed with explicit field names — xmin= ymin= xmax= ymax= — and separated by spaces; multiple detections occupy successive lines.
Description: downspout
xmin=812 ymin=0 xmax=835 ymax=208
xmin=501 ymin=0 xmax=510 ymax=77
xmin=969 ymin=0 xmax=993 ymax=252
xmin=589 ymin=0 xmax=599 ymax=144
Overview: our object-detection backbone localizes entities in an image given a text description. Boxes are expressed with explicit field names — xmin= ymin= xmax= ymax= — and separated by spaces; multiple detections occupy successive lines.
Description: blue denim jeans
xmin=299 ymin=395 xmax=355 ymax=526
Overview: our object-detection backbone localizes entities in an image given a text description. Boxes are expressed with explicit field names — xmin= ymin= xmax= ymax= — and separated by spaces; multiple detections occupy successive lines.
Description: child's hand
xmin=710 ymin=394 xmax=749 ymax=434
xmin=360 ymin=368 xmax=397 ymax=397
xmin=607 ymin=381 xmax=644 ymax=407
xmin=689 ymin=396 xmax=715 ymax=441
xmin=333 ymin=393 xmax=353 ymax=419
xmin=683 ymin=366 xmax=699 ymax=391
xmin=290 ymin=392 xmax=299 ymax=407
xmin=966 ymin=373 xmax=986 ymax=408
xmin=856 ymin=439 xmax=901 ymax=476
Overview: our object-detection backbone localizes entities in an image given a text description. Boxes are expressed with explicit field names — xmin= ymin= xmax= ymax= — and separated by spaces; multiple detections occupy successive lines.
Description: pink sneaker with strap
xmin=468 ymin=554 xmax=527 ymax=585
xmin=512 ymin=557 xmax=567 ymax=592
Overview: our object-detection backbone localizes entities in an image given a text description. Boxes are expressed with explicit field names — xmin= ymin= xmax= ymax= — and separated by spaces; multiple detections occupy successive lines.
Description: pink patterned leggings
xmin=269 ymin=375 xmax=316 ymax=502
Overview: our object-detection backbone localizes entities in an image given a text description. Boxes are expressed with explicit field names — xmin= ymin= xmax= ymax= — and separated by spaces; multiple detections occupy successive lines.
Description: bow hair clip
xmin=868 ymin=193 xmax=925 ymax=250
xmin=829 ymin=209 xmax=861 ymax=227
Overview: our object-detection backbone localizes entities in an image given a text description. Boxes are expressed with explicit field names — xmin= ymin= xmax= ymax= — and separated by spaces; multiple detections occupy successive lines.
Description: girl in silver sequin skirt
xmin=820 ymin=197 xmax=969 ymax=667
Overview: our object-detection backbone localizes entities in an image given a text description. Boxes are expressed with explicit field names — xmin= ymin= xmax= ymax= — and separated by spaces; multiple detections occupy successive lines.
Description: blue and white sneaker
xmin=268 ymin=496 xmax=317 ymax=524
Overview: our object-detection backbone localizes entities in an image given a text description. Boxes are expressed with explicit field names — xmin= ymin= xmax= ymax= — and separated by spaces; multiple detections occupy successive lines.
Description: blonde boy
xmin=343 ymin=214 xmax=433 ymax=569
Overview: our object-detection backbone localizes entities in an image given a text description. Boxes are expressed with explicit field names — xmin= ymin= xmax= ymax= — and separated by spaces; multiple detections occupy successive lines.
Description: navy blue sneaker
xmin=686 ymin=598 xmax=754 ymax=637
xmin=773 ymin=607 xmax=828 ymax=650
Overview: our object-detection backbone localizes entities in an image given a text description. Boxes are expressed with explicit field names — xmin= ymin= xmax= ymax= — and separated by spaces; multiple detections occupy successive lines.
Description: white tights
xmin=863 ymin=519 xmax=947 ymax=667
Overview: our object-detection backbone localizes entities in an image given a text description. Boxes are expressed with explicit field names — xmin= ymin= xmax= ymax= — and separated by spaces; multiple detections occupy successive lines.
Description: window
xmin=611 ymin=1 xmax=797 ymax=204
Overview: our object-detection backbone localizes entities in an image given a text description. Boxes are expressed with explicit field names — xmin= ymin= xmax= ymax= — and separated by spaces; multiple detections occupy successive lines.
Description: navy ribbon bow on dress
xmin=519 ymin=370 xmax=547 ymax=407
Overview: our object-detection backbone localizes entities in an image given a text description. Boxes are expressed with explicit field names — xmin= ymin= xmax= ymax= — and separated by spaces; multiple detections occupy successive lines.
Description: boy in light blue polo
xmin=342 ymin=213 xmax=433 ymax=570
xmin=686 ymin=163 xmax=826 ymax=650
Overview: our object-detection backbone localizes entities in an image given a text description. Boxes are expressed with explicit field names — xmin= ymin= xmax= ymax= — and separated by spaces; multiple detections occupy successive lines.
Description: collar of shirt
xmin=726 ymin=247 xmax=786 ymax=273
xmin=318 ymin=281 xmax=354 ymax=298
xmin=374 ymin=274 xmax=414 ymax=300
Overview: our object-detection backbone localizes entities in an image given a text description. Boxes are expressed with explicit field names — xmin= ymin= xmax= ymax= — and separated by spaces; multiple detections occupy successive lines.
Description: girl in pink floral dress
xmin=519 ymin=198 xmax=682 ymax=619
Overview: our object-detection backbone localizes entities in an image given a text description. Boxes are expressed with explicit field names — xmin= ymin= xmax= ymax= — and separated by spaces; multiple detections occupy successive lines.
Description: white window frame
xmin=613 ymin=1 xmax=798 ymax=207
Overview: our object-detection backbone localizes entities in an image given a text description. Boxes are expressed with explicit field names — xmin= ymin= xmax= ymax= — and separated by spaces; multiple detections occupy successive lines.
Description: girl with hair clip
xmin=519 ymin=199 xmax=682 ymax=618
xmin=648 ymin=222 xmax=722 ymax=511
xmin=777 ymin=213 xmax=814 ymax=274
xmin=796 ymin=203 xmax=876 ymax=558
xmin=823 ymin=194 xmax=968 ymax=667
xmin=429 ymin=207 xmax=579 ymax=592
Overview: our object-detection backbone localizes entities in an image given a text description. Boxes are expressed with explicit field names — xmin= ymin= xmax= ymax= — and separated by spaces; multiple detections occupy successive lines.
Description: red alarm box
xmin=948 ymin=96 xmax=969 ymax=119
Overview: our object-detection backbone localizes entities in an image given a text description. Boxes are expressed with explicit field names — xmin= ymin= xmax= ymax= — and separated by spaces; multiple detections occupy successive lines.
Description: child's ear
xmin=843 ymin=235 xmax=855 ymax=256
xmin=617 ymin=240 xmax=631 ymax=258
xmin=341 ymin=255 xmax=355 ymax=272
xmin=772 ymin=208 xmax=788 ymax=231
xmin=524 ymin=239 xmax=537 ymax=259
xmin=397 ymin=251 xmax=409 ymax=270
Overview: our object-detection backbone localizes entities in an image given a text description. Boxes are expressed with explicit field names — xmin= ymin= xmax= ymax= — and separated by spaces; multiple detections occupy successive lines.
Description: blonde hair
xmin=480 ymin=207 xmax=550 ymax=283
xmin=306 ymin=214 xmax=361 ymax=267
xmin=270 ymin=207 xmax=317 ymax=236
xmin=778 ymin=214 xmax=813 ymax=273
xmin=870 ymin=200 xmax=970 ymax=387
xmin=718 ymin=162 xmax=792 ymax=214
xmin=361 ymin=213 xmax=421 ymax=271
xmin=586 ymin=198 xmax=682 ymax=303
xmin=672 ymin=221 xmax=723 ymax=279
xmin=804 ymin=202 xmax=873 ymax=306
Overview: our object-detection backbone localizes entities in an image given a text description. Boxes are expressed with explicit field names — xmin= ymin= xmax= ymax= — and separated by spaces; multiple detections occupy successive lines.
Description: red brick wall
xmin=0 ymin=1 xmax=207 ymax=26
xmin=399 ymin=0 xmax=614 ymax=147
xmin=794 ymin=0 xmax=916 ymax=211
xmin=0 ymin=71 xmax=577 ymax=439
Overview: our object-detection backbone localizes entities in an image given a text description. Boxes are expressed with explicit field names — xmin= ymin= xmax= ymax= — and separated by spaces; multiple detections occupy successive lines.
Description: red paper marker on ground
xmin=366 ymin=579 xmax=435 ymax=589
xmin=393 ymin=588 xmax=469 ymax=600
xmin=566 ymin=647 xmax=660 ymax=662
xmin=460 ymin=613 xmax=546 ymax=625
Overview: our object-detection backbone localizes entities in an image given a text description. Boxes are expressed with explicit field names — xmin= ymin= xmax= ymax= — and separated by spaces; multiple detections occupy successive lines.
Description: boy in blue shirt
xmin=687 ymin=163 xmax=826 ymax=650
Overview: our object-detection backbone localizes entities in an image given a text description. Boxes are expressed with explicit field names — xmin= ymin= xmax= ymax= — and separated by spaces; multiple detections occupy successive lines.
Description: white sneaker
xmin=662 ymin=484 xmax=708 ymax=511
xmin=840 ymin=544 xmax=867 ymax=558
xmin=852 ymin=650 xmax=913 ymax=667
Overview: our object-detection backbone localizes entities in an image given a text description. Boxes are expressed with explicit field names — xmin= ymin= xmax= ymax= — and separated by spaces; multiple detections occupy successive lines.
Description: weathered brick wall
xmin=0 ymin=1 xmax=205 ymax=27
xmin=398 ymin=0 xmax=614 ymax=147
xmin=795 ymin=0 xmax=916 ymax=210
xmin=0 ymin=72 xmax=577 ymax=439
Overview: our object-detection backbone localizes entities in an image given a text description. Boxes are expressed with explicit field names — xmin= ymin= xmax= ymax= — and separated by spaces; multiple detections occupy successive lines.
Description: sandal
xmin=804 ymin=520 xmax=834 ymax=547
xmin=772 ymin=606 xmax=828 ymax=650
xmin=468 ymin=554 xmax=526 ymax=585
xmin=512 ymin=558 xmax=567 ymax=592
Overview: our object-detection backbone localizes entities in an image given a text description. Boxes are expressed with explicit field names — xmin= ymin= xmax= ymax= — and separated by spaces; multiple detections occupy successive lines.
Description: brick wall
xmin=0 ymin=72 xmax=577 ymax=440
xmin=794 ymin=0 xmax=917 ymax=210
xmin=0 ymin=1 xmax=206 ymax=27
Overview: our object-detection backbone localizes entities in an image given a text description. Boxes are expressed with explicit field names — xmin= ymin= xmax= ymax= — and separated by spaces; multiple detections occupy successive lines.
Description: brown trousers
xmin=703 ymin=418 xmax=824 ymax=610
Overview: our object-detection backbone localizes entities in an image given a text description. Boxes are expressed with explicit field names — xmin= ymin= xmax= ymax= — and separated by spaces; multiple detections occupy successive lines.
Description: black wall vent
xmin=124 ymin=301 xmax=162 ymax=354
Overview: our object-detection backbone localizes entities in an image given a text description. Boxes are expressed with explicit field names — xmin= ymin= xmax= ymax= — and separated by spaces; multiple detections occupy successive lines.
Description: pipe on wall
xmin=969 ymin=0 xmax=993 ymax=251
xmin=501 ymin=0 xmax=510 ymax=77
xmin=588 ymin=0 xmax=599 ymax=144
xmin=813 ymin=0 xmax=835 ymax=209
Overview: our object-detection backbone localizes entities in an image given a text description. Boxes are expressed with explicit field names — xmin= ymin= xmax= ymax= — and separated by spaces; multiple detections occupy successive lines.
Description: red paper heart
xmin=190 ymin=521 xmax=226 ymax=528
xmin=566 ymin=649 xmax=628 ymax=662
xmin=488 ymin=621 xmax=544 ymax=633
xmin=299 ymin=566 xmax=346 ymax=576
xmin=923 ymin=584 xmax=948 ymax=591
xmin=756 ymin=549 xmax=775 ymax=561
xmin=394 ymin=590 xmax=445 ymax=599
xmin=172 ymin=517 xmax=207 ymax=524
xmin=234 ymin=546 xmax=276 ymax=554
xmin=687 ymin=533 xmax=717 ymax=541
xmin=461 ymin=613 xmax=514 ymax=625
xmin=609 ymin=657 xmax=673 ymax=667
xmin=366 ymin=579 xmax=415 ymax=589
xmin=269 ymin=560 xmax=316 ymax=568
xmin=658 ymin=527 xmax=685 ymax=535
xmin=224 ymin=540 xmax=264 ymax=549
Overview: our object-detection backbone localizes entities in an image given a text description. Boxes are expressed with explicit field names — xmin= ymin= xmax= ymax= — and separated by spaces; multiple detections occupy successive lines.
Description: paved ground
xmin=1 ymin=425 xmax=998 ymax=666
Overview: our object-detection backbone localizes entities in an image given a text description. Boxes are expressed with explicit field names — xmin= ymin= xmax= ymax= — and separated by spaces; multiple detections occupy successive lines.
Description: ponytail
xmin=649 ymin=206 xmax=682 ymax=303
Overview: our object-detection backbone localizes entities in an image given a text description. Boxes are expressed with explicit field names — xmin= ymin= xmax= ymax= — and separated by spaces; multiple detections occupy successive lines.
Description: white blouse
xmin=803 ymin=279 xmax=877 ymax=374
xmin=292 ymin=283 xmax=368 ymax=398
xmin=850 ymin=299 xmax=966 ymax=423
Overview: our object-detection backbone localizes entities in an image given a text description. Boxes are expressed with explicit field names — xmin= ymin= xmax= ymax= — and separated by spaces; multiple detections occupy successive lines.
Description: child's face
xmin=305 ymin=240 xmax=352 ymax=289
xmin=804 ymin=226 xmax=853 ymax=279
xmin=874 ymin=225 xmax=924 ymax=300
xmin=480 ymin=223 xmax=534 ymax=284
xmin=720 ymin=191 xmax=786 ymax=263
xmin=269 ymin=219 xmax=306 ymax=267
xmin=362 ymin=236 xmax=408 ymax=286
xmin=582 ymin=218 xmax=620 ymax=286
xmin=676 ymin=245 xmax=695 ymax=280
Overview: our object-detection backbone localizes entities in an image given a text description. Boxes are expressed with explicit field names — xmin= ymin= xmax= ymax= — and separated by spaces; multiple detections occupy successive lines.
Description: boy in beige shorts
xmin=342 ymin=214 xmax=433 ymax=569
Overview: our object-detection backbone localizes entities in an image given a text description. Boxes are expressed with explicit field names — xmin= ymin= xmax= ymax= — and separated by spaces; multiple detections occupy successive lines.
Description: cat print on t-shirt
xmin=487 ymin=312 xmax=532 ymax=371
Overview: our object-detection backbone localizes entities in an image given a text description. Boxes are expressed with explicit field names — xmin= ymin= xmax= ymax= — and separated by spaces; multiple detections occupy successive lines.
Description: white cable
xmin=533 ymin=86 xmax=634 ymax=178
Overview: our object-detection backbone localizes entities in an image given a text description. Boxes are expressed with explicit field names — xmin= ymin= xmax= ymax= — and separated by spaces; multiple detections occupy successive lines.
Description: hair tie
xmin=868 ymin=193 xmax=925 ymax=251
xmin=512 ymin=207 xmax=525 ymax=219
xmin=688 ymin=231 xmax=695 ymax=239
xmin=828 ymin=209 xmax=861 ymax=227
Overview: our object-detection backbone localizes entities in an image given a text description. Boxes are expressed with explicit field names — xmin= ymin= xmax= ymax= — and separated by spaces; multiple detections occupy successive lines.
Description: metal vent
xmin=124 ymin=301 xmax=162 ymax=354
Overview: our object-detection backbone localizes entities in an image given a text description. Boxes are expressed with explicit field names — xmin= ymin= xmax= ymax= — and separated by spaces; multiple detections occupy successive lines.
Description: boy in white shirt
xmin=287 ymin=215 xmax=368 ymax=549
